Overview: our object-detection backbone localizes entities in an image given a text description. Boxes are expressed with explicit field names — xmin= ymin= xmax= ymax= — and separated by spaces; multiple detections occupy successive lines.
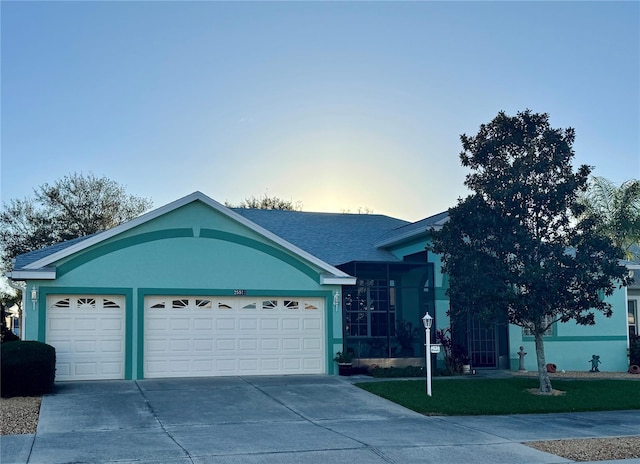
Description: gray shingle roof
xmin=374 ymin=211 xmax=449 ymax=247
xmin=13 ymin=234 xmax=97 ymax=271
xmin=232 ymin=209 xmax=410 ymax=266
xmin=11 ymin=205 xmax=439 ymax=271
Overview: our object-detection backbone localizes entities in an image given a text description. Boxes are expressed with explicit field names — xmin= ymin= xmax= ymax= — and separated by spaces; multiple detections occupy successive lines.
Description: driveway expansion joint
xmin=240 ymin=376 xmax=375 ymax=448
xmin=134 ymin=381 xmax=195 ymax=464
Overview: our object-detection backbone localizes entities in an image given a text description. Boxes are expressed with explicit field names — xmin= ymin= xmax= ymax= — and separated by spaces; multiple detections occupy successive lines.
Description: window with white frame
xmin=629 ymin=299 xmax=638 ymax=338
xmin=522 ymin=315 xmax=554 ymax=336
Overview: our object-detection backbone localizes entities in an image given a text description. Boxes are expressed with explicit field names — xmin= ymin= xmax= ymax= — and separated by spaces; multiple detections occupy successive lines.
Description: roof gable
xmin=10 ymin=192 xmax=353 ymax=282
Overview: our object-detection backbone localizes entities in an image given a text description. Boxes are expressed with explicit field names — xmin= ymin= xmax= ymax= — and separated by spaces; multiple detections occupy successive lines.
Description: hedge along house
xmin=7 ymin=192 xmax=638 ymax=381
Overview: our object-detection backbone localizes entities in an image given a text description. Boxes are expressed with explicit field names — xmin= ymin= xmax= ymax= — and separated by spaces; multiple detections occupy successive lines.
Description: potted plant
xmin=460 ymin=354 xmax=471 ymax=374
xmin=334 ymin=351 xmax=353 ymax=376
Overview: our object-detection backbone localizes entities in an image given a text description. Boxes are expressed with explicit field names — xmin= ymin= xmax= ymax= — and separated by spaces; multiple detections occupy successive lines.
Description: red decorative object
xmin=546 ymin=363 xmax=557 ymax=373
xmin=629 ymin=365 xmax=640 ymax=375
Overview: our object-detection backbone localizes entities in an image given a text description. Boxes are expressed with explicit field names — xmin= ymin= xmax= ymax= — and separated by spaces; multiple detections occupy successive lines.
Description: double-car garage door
xmin=46 ymin=294 xmax=325 ymax=381
xmin=144 ymin=296 xmax=325 ymax=378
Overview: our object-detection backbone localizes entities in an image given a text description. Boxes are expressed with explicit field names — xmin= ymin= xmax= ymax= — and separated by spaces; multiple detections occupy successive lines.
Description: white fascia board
xmin=6 ymin=270 xmax=56 ymax=280
xmin=23 ymin=191 xmax=351 ymax=279
xmin=320 ymin=275 xmax=357 ymax=285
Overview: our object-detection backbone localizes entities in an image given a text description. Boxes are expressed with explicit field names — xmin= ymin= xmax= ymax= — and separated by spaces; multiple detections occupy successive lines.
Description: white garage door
xmin=144 ymin=296 xmax=325 ymax=378
xmin=46 ymin=295 xmax=126 ymax=381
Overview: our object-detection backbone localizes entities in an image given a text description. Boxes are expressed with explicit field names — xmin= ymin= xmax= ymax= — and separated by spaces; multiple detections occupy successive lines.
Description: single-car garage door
xmin=144 ymin=296 xmax=325 ymax=378
xmin=46 ymin=295 xmax=126 ymax=381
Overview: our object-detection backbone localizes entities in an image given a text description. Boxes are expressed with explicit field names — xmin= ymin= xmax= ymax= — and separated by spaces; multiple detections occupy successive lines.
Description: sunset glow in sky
xmin=2 ymin=1 xmax=638 ymax=222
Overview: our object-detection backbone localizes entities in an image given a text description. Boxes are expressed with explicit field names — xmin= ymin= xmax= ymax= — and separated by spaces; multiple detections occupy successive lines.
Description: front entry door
xmin=469 ymin=316 xmax=497 ymax=368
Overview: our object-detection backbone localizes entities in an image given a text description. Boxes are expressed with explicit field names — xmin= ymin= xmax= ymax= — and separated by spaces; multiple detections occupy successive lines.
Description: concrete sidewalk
xmin=1 ymin=375 xmax=638 ymax=464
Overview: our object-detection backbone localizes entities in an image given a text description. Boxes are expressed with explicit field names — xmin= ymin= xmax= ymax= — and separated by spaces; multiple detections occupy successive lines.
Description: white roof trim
xmin=6 ymin=270 xmax=57 ymax=280
xmin=320 ymin=275 xmax=357 ymax=285
xmin=23 ymin=191 xmax=352 ymax=281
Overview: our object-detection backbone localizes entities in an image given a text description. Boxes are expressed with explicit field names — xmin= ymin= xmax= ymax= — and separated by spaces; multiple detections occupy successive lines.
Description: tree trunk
xmin=534 ymin=332 xmax=553 ymax=393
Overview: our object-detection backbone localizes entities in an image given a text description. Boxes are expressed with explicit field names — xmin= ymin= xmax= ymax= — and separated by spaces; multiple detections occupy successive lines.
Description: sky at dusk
xmin=2 ymin=1 xmax=639 ymax=222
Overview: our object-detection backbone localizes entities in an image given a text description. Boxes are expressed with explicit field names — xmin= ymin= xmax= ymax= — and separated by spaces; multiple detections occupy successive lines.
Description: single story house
xmin=7 ymin=192 xmax=639 ymax=381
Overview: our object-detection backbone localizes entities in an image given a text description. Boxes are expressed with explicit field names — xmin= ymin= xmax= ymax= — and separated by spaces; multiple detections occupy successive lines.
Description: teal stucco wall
xmin=510 ymin=287 xmax=630 ymax=372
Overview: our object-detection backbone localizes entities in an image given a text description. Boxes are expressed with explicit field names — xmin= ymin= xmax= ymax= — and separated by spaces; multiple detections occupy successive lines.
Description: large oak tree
xmin=1 ymin=173 xmax=152 ymax=273
xmin=430 ymin=110 xmax=631 ymax=393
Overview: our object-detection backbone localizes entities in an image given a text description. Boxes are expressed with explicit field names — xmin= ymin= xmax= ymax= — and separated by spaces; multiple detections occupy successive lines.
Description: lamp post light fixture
xmin=31 ymin=286 xmax=38 ymax=311
xmin=422 ymin=312 xmax=433 ymax=397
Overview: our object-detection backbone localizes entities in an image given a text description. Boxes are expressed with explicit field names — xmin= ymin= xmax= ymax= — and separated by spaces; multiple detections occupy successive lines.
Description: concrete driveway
xmin=2 ymin=375 xmax=639 ymax=464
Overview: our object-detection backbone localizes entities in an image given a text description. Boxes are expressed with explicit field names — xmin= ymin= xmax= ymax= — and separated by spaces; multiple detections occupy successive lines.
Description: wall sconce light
xmin=333 ymin=291 xmax=340 ymax=312
xmin=31 ymin=286 xmax=38 ymax=311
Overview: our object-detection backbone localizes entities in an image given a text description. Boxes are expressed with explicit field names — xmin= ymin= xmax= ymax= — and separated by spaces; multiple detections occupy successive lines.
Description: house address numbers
xmin=233 ymin=290 xmax=247 ymax=296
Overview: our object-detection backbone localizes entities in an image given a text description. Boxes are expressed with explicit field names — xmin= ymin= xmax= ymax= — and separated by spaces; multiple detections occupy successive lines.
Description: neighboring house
xmin=6 ymin=192 xmax=638 ymax=381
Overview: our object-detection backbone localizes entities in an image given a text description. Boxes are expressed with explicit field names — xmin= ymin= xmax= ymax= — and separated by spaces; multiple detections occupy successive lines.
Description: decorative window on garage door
xmin=48 ymin=296 xmax=124 ymax=310
xmin=146 ymin=297 xmax=322 ymax=312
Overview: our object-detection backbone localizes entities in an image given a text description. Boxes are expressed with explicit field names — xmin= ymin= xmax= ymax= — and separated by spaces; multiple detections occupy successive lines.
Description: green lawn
xmin=356 ymin=378 xmax=640 ymax=415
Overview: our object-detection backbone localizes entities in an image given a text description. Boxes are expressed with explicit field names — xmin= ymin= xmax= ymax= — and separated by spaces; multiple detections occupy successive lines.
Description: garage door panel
xmin=238 ymin=339 xmax=258 ymax=351
xmin=282 ymin=358 xmax=301 ymax=370
xmin=239 ymin=359 xmax=258 ymax=371
xmin=261 ymin=359 xmax=280 ymax=371
xmin=282 ymin=338 xmax=301 ymax=350
xmin=259 ymin=319 xmax=278 ymax=330
xmin=46 ymin=295 xmax=125 ymax=381
xmin=216 ymin=339 xmax=236 ymax=350
xmin=74 ymin=340 xmax=97 ymax=352
xmin=261 ymin=339 xmax=279 ymax=350
xmin=56 ymin=363 xmax=71 ymax=376
xmin=99 ymin=318 xmax=124 ymax=331
xmin=303 ymin=319 xmax=321 ymax=330
xmin=101 ymin=362 xmax=123 ymax=375
xmin=144 ymin=296 xmax=324 ymax=378
xmin=74 ymin=318 xmax=97 ymax=330
xmin=170 ymin=339 xmax=190 ymax=351
xmin=170 ymin=319 xmax=190 ymax=331
xmin=75 ymin=363 xmax=98 ymax=376
xmin=239 ymin=318 xmax=258 ymax=331
xmin=282 ymin=319 xmax=300 ymax=330
xmin=49 ymin=318 xmax=71 ymax=331
xmin=217 ymin=359 xmax=236 ymax=372
xmin=100 ymin=340 xmax=124 ymax=353
xmin=303 ymin=358 xmax=322 ymax=370
xmin=193 ymin=360 xmax=214 ymax=372
xmin=194 ymin=339 xmax=214 ymax=351
xmin=147 ymin=319 xmax=168 ymax=331
xmin=194 ymin=318 xmax=214 ymax=330
xmin=304 ymin=338 xmax=322 ymax=350
xmin=216 ymin=319 xmax=235 ymax=330
xmin=147 ymin=339 xmax=167 ymax=353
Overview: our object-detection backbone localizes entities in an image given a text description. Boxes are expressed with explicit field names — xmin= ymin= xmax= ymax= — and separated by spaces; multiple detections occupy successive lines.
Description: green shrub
xmin=1 ymin=341 xmax=56 ymax=398
xmin=630 ymin=335 xmax=640 ymax=366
